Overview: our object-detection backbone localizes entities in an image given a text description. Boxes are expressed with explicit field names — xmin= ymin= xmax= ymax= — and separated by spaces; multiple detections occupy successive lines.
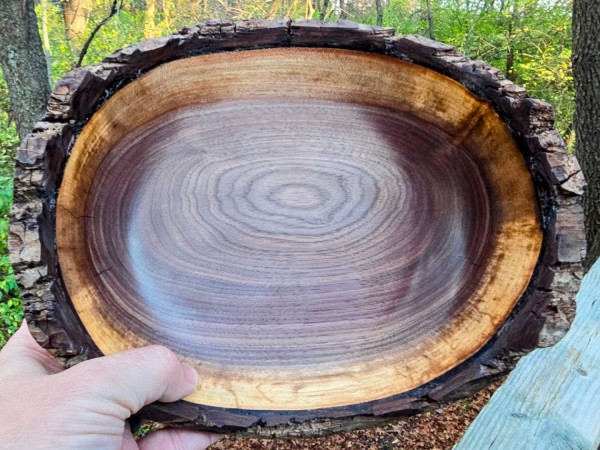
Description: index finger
xmin=60 ymin=345 xmax=198 ymax=417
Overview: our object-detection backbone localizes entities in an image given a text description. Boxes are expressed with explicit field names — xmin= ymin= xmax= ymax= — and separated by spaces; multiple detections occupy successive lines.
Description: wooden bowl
xmin=57 ymin=47 xmax=541 ymax=411
xmin=13 ymin=20 xmax=585 ymax=435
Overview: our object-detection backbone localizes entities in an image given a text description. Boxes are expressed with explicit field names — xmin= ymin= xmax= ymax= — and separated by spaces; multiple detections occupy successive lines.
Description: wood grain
xmin=12 ymin=21 xmax=585 ymax=433
xmin=56 ymin=48 xmax=542 ymax=411
xmin=456 ymin=259 xmax=600 ymax=450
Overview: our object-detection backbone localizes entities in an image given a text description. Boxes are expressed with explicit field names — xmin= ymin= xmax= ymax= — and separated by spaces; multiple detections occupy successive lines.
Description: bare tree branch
xmin=76 ymin=0 xmax=122 ymax=67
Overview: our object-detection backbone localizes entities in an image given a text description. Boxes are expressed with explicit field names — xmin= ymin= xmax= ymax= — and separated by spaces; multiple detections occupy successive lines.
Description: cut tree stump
xmin=10 ymin=20 xmax=586 ymax=436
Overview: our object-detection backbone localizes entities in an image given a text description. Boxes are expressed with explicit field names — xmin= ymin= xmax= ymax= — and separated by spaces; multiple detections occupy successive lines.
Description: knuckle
xmin=147 ymin=345 xmax=180 ymax=369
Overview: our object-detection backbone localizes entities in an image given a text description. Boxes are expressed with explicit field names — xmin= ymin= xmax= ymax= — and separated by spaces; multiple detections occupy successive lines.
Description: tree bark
xmin=63 ymin=0 xmax=93 ymax=39
xmin=505 ymin=5 xmax=517 ymax=80
xmin=0 ymin=0 xmax=50 ymax=140
xmin=339 ymin=0 xmax=348 ymax=19
xmin=375 ymin=0 xmax=384 ymax=26
xmin=320 ymin=0 xmax=329 ymax=19
xmin=425 ymin=0 xmax=435 ymax=40
xmin=573 ymin=0 xmax=600 ymax=269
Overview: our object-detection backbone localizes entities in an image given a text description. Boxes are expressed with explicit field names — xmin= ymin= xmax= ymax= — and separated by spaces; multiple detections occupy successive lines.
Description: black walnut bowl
xmin=12 ymin=20 xmax=586 ymax=436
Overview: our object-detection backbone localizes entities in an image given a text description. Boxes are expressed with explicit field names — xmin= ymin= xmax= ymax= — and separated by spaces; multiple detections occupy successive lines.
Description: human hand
xmin=0 ymin=321 xmax=221 ymax=450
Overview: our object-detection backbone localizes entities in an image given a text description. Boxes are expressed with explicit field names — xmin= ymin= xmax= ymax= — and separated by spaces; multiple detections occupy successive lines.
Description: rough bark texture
xmin=10 ymin=20 xmax=586 ymax=436
xmin=573 ymin=0 xmax=600 ymax=269
xmin=0 ymin=0 xmax=51 ymax=140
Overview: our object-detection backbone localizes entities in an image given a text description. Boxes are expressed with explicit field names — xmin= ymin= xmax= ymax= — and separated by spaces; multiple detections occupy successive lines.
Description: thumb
xmin=0 ymin=321 xmax=64 ymax=376
xmin=61 ymin=345 xmax=199 ymax=417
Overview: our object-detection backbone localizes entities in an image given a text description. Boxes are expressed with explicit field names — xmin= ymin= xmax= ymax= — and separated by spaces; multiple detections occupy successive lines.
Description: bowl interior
xmin=57 ymin=48 xmax=542 ymax=410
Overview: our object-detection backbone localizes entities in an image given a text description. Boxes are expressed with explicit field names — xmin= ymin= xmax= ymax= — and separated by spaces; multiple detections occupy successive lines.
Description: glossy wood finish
xmin=14 ymin=21 xmax=585 ymax=434
xmin=56 ymin=48 xmax=542 ymax=411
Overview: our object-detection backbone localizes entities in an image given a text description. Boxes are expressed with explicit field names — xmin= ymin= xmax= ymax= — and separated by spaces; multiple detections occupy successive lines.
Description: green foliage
xmin=75 ymin=4 xmax=147 ymax=67
xmin=0 ymin=298 xmax=23 ymax=347
xmin=454 ymin=0 xmax=575 ymax=143
xmin=0 ymin=71 xmax=19 ymax=152
xmin=42 ymin=2 xmax=77 ymax=80
xmin=365 ymin=0 xmax=574 ymax=144
xmin=0 ymin=71 xmax=20 ymax=348
xmin=381 ymin=0 xmax=430 ymax=35
xmin=38 ymin=1 xmax=148 ymax=78
xmin=39 ymin=0 xmax=578 ymax=143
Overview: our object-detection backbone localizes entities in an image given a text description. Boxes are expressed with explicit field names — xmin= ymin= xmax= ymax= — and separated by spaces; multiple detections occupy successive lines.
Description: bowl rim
xmin=12 ymin=19 xmax=585 ymax=434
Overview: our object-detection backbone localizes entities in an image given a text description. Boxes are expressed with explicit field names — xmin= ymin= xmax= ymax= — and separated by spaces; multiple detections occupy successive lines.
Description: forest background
xmin=0 ymin=0 xmax=574 ymax=348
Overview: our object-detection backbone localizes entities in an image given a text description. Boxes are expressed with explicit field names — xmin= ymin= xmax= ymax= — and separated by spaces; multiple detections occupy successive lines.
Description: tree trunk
xmin=305 ymin=0 xmax=315 ymax=19
xmin=573 ymin=0 xmax=600 ymax=269
xmin=40 ymin=0 xmax=52 ymax=82
xmin=425 ymin=0 xmax=435 ymax=40
xmin=0 ymin=0 xmax=50 ymax=140
xmin=267 ymin=0 xmax=282 ymax=19
xmin=464 ymin=0 xmax=489 ymax=54
xmin=63 ymin=0 xmax=93 ymax=39
xmin=339 ymin=0 xmax=348 ymax=19
xmin=40 ymin=0 xmax=51 ymax=56
xmin=11 ymin=20 xmax=585 ymax=436
xmin=505 ymin=7 xmax=516 ymax=80
xmin=375 ymin=0 xmax=384 ymax=26
xmin=144 ymin=0 xmax=157 ymax=38
xmin=320 ymin=0 xmax=329 ymax=19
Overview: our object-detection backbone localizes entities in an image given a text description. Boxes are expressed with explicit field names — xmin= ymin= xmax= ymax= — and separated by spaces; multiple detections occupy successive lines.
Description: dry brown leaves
xmin=210 ymin=379 xmax=503 ymax=450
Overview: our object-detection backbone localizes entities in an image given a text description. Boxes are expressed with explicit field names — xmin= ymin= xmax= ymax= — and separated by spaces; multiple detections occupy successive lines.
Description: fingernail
xmin=183 ymin=363 xmax=199 ymax=386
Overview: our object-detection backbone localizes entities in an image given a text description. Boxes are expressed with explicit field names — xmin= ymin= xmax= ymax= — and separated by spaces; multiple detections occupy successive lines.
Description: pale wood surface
xmin=456 ymin=259 xmax=600 ymax=450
